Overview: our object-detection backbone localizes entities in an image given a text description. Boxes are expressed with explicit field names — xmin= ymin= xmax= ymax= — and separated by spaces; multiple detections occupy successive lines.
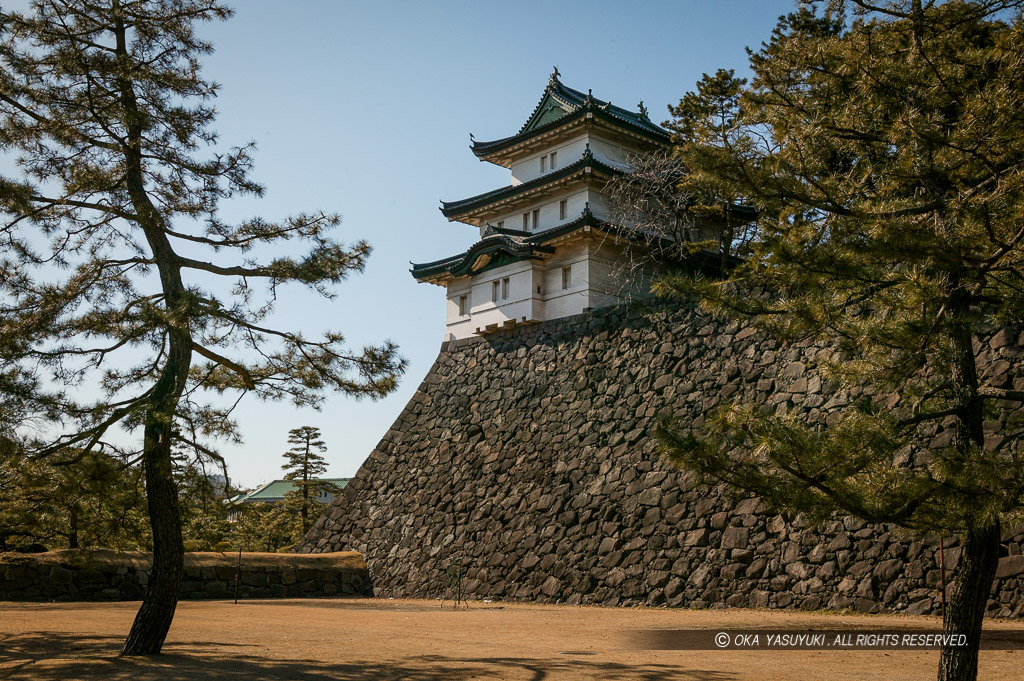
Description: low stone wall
xmin=0 ymin=549 xmax=371 ymax=601
xmin=300 ymin=301 xmax=1024 ymax=618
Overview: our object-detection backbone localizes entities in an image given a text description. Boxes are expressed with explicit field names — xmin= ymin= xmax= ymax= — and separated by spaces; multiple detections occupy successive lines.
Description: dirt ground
xmin=1 ymin=598 xmax=1020 ymax=680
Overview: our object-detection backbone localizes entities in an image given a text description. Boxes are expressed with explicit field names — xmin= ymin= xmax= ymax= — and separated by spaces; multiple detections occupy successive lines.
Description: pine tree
xmin=230 ymin=501 xmax=295 ymax=553
xmin=174 ymin=446 xmax=232 ymax=552
xmin=664 ymin=68 xmax=756 ymax=273
xmin=281 ymin=426 xmax=336 ymax=538
xmin=0 ymin=1 xmax=405 ymax=655
xmin=604 ymin=70 xmax=757 ymax=281
xmin=656 ymin=3 xmax=1024 ymax=680
xmin=0 ymin=445 xmax=149 ymax=551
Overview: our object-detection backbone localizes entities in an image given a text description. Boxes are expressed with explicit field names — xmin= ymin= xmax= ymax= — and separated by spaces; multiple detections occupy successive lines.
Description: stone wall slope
xmin=299 ymin=302 xmax=1024 ymax=617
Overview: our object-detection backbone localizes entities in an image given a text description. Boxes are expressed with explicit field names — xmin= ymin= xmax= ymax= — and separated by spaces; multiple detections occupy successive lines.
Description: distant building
xmin=412 ymin=69 xmax=671 ymax=340
xmin=229 ymin=478 xmax=350 ymax=505
xmin=208 ymin=473 xmax=228 ymax=497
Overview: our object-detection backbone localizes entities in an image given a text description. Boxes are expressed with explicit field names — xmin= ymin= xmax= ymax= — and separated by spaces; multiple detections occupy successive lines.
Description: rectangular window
xmin=549 ymin=151 xmax=557 ymax=169
xmin=496 ymin=220 xmax=504 ymax=230
xmin=458 ymin=295 xmax=468 ymax=316
xmin=562 ymin=265 xmax=572 ymax=290
xmin=492 ymin=280 xmax=500 ymax=302
xmin=522 ymin=213 xmax=529 ymax=230
xmin=532 ymin=209 xmax=540 ymax=230
xmin=501 ymin=277 xmax=510 ymax=300
xmin=559 ymin=199 xmax=567 ymax=220
xmin=540 ymin=155 xmax=546 ymax=173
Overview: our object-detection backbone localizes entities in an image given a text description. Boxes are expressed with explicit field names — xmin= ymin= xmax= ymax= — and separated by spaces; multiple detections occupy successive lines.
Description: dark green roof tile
xmin=413 ymin=210 xmax=607 ymax=280
xmin=440 ymin=151 xmax=621 ymax=219
xmin=471 ymin=75 xmax=670 ymax=158
xmin=236 ymin=478 xmax=350 ymax=503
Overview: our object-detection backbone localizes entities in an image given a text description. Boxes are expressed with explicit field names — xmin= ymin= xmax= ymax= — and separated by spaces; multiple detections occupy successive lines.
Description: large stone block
xmin=996 ymin=555 xmax=1024 ymax=578
xmin=721 ymin=527 xmax=750 ymax=550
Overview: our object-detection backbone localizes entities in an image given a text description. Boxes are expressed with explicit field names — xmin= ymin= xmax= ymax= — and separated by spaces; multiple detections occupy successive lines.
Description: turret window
xmin=492 ymin=278 xmax=510 ymax=302
xmin=559 ymin=199 xmax=567 ymax=220
xmin=532 ymin=209 xmax=540 ymax=230
xmin=539 ymin=152 xmax=558 ymax=174
xmin=562 ymin=266 xmax=572 ymax=290
xmin=458 ymin=295 xmax=468 ymax=316
xmin=522 ymin=213 xmax=529 ymax=230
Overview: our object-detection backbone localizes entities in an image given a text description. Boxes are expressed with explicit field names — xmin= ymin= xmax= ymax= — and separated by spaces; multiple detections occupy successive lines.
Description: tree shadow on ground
xmin=0 ymin=632 xmax=737 ymax=681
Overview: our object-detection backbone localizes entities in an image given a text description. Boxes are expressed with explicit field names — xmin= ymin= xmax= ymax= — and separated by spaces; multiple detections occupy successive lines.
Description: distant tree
xmin=655 ymin=3 xmax=1024 ymax=680
xmin=0 ymin=1 xmax=405 ymax=655
xmin=0 ymin=445 xmax=149 ymax=551
xmin=281 ymin=426 xmax=338 ymax=537
xmin=229 ymin=501 xmax=295 ymax=553
xmin=173 ymin=446 xmax=232 ymax=552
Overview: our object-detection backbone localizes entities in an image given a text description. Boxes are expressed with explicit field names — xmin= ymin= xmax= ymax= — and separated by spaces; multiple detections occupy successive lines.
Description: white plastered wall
xmin=479 ymin=189 xmax=595 ymax=238
xmin=440 ymin=237 xmax=654 ymax=341
xmin=510 ymin=134 xmax=589 ymax=184
xmin=540 ymin=241 xmax=592 ymax=320
xmin=585 ymin=241 xmax=655 ymax=309
xmin=444 ymin=261 xmax=546 ymax=340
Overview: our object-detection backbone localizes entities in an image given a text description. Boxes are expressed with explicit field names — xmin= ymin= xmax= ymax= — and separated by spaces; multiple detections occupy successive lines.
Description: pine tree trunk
xmin=937 ymin=290 xmax=999 ymax=681
xmin=120 ymin=329 xmax=190 ymax=656
xmin=68 ymin=507 xmax=78 ymax=550
xmin=302 ymin=449 xmax=310 ymax=534
xmin=937 ymin=520 xmax=1001 ymax=681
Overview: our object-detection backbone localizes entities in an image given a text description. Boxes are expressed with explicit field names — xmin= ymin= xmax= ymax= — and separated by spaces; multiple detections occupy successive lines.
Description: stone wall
xmin=0 ymin=549 xmax=371 ymax=601
xmin=299 ymin=301 xmax=1024 ymax=617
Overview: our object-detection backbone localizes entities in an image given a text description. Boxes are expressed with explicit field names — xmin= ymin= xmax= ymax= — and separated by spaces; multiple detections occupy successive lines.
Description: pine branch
xmin=896 ymin=407 xmax=962 ymax=428
xmin=29 ymin=194 xmax=137 ymax=220
xmin=0 ymin=93 xmax=119 ymax=151
xmin=191 ymin=341 xmax=255 ymax=390
xmin=978 ymin=387 xmax=1024 ymax=402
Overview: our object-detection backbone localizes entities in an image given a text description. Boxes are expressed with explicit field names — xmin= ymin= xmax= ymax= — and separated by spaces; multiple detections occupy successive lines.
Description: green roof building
xmin=231 ymin=478 xmax=350 ymax=505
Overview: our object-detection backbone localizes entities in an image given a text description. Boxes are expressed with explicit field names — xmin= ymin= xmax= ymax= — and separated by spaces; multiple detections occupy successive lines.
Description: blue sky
xmin=6 ymin=1 xmax=797 ymax=488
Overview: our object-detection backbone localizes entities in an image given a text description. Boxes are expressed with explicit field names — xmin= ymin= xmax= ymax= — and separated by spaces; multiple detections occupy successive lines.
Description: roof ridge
xmin=516 ymin=77 xmax=574 ymax=136
xmin=552 ymin=80 xmax=591 ymax=106
xmin=471 ymin=74 xmax=669 ymax=158
xmin=551 ymin=79 xmax=645 ymax=125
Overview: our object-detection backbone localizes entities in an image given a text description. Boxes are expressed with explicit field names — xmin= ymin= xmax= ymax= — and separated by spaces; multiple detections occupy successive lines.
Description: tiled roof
xmin=236 ymin=478 xmax=350 ymax=503
xmin=440 ymin=149 xmax=621 ymax=219
xmin=412 ymin=209 xmax=609 ymax=280
xmin=470 ymin=73 xmax=670 ymax=158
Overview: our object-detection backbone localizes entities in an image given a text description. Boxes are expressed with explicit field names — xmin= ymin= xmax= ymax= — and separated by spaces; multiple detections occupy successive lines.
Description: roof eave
xmin=413 ymin=211 xmax=617 ymax=284
xmin=471 ymin=109 xmax=589 ymax=162
xmin=440 ymin=159 xmax=622 ymax=223
xmin=412 ymin=231 xmax=563 ymax=282
xmin=471 ymin=106 xmax=670 ymax=165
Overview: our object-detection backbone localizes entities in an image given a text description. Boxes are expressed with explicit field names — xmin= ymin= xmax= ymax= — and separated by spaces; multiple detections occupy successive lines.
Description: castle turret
xmin=412 ymin=70 xmax=670 ymax=341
